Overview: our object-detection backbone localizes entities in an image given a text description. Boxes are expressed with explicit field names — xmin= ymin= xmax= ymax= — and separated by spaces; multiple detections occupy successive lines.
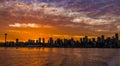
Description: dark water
xmin=0 ymin=48 xmax=119 ymax=66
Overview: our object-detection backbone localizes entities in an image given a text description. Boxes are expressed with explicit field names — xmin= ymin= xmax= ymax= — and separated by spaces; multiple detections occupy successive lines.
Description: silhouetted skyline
xmin=0 ymin=33 xmax=120 ymax=48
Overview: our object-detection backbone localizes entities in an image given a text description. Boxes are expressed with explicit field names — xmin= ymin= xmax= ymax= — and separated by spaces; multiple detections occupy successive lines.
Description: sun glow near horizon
xmin=0 ymin=0 xmax=120 ymax=42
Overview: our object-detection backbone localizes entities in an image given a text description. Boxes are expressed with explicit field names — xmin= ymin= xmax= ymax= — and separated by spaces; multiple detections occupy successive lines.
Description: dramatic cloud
xmin=0 ymin=0 xmax=120 ymax=41
xmin=9 ymin=23 xmax=53 ymax=28
xmin=72 ymin=16 xmax=116 ymax=25
xmin=9 ymin=23 xmax=39 ymax=28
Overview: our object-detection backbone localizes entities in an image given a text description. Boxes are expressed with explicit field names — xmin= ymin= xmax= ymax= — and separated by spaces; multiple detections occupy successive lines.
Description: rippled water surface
xmin=0 ymin=48 xmax=120 ymax=66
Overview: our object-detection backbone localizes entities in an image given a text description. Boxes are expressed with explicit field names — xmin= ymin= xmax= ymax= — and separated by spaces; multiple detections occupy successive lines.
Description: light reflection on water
xmin=0 ymin=48 xmax=119 ymax=66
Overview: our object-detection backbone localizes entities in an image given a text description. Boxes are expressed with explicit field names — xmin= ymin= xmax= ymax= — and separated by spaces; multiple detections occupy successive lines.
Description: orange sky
xmin=0 ymin=0 xmax=120 ymax=42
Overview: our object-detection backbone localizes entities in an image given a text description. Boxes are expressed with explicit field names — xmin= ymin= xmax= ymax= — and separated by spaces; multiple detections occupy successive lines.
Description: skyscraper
xmin=16 ymin=38 xmax=19 ymax=44
xmin=115 ymin=33 xmax=119 ymax=40
xmin=39 ymin=38 xmax=41 ymax=44
xmin=42 ymin=38 xmax=45 ymax=44
xmin=49 ymin=37 xmax=53 ymax=45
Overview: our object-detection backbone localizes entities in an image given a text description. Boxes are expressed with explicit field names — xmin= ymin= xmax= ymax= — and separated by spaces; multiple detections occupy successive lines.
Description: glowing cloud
xmin=9 ymin=23 xmax=53 ymax=28
xmin=9 ymin=23 xmax=39 ymax=28
xmin=0 ymin=0 xmax=120 ymax=41
xmin=72 ymin=16 xmax=116 ymax=25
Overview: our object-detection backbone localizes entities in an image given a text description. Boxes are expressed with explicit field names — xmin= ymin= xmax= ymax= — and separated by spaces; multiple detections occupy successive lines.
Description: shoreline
xmin=0 ymin=46 xmax=119 ymax=48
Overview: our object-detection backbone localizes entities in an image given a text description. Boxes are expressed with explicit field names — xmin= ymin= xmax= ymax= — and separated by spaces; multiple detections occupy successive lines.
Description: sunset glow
xmin=0 ymin=0 xmax=120 ymax=42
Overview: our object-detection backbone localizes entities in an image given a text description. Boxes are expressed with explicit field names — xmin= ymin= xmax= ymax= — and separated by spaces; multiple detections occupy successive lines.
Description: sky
xmin=0 ymin=0 xmax=120 ymax=42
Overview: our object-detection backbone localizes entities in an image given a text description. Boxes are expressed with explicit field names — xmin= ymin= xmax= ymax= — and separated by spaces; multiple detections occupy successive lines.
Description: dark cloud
xmin=0 ymin=0 xmax=120 ymax=36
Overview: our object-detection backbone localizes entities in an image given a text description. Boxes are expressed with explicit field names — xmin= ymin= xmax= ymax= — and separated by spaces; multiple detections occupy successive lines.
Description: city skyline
xmin=0 ymin=33 xmax=119 ymax=48
xmin=0 ymin=33 xmax=120 ymax=42
xmin=0 ymin=0 xmax=120 ymax=41
xmin=0 ymin=1 xmax=120 ymax=66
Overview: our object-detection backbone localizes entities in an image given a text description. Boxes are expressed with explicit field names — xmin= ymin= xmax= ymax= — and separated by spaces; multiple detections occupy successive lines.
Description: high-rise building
xmin=42 ymin=38 xmax=45 ymax=44
xmin=115 ymin=33 xmax=119 ymax=40
xmin=48 ymin=37 xmax=53 ymax=45
xmin=36 ymin=40 xmax=39 ymax=44
xmin=80 ymin=38 xmax=83 ymax=42
xmin=28 ymin=39 xmax=35 ymax=44
xmin=16 ymin=38 xmax=19 ymax=44
xmin=39 ymin=38 xmax=41 ymax=44
xmin=84 ymin=36 xmax=88 ymax=43
xmin=101 ymin=35 xmax=105 ymax=40
xmin=101 ymin=35 xmax=105 ymax=42
xmin=92 ymin=38 xmax=95 ymax=42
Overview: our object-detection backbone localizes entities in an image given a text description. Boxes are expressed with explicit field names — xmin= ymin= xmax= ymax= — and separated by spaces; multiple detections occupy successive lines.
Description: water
xmin=0 ymin=48 xmax=119 ymax=66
